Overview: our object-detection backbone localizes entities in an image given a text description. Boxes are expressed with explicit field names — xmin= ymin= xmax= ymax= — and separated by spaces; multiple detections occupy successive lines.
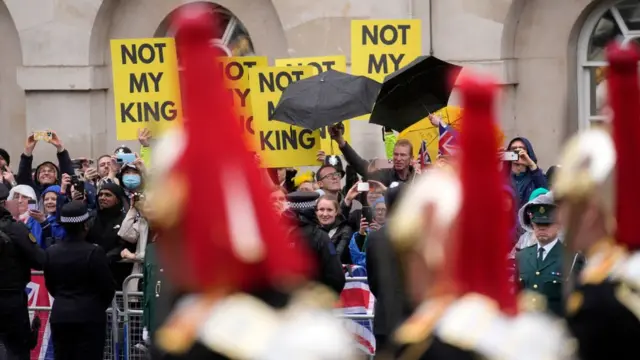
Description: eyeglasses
xmin=320 ymin=172 xmax=341 ymax=181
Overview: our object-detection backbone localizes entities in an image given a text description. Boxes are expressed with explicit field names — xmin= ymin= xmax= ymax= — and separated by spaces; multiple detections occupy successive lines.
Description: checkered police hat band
xmin=60 ymin=213 xmax=90 ymax=224
xmin=287 ymin=201 xmax=317 ymax=211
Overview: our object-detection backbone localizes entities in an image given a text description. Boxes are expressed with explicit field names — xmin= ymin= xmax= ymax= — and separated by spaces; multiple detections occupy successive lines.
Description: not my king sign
xmin=110 ymin=38 xmax=182 ymax=141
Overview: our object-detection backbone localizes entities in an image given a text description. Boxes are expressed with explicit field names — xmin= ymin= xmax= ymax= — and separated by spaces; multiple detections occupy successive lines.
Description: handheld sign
xmin=110 ymin=38 xmax=182 ymax=141
xmin=249 ymin=66 xmax=320 ymax=168
xmin=218 ymin=56 xmax=268 ymax=138
xmin=275 ymin=55 xmax=351 ymax=155
xmin=351 ymin=20 xmax=422 ymax=120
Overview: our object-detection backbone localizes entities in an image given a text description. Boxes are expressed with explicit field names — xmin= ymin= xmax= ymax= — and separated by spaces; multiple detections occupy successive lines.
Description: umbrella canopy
xmin=269 ymin=69 xmax=381 ymax=130
xmin=369 ymin=56 xmax=462 ymax=133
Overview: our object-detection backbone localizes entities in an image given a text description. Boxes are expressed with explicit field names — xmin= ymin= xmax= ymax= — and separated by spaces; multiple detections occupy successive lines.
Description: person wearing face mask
xmin=117 ymin=160 xmax=145 ymax=208
xmin=315 ymin=195 xmax=353 ymax=264
xmin=87 ymin=183 xmax=135 ymax=289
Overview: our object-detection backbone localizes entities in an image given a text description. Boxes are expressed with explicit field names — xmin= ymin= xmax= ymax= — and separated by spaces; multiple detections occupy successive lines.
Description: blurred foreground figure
xmin=387 ymin=75 xmax=574 ymax=360
xmin=554 ymin=41 xmax=640 ymax=360
xmin=144 ymin=5 xmax=355 ymax=360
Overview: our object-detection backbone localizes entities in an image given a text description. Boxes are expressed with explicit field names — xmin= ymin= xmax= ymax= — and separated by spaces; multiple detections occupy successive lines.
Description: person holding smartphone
xmin=348 ymin=197 xmax=387 ymax=267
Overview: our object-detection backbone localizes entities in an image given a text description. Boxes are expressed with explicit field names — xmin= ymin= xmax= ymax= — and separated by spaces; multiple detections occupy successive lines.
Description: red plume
xmin=454 ymin=74 xmax=517 ymax=314
xmin=170 ymin=5 xmax=313 ymax=291
xmin=606 ymin=42 xmax=640 ymax=251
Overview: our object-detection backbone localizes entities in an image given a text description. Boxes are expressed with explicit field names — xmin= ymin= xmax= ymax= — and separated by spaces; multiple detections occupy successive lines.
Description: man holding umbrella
xmin=328 ymin=125 xmax=417 ymax=186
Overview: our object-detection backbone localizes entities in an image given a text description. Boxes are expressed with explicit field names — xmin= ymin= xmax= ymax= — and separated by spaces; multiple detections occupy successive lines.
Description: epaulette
xmin=434 ymin=294 xmax=510 ymax=359
xmin=197 ymin=293 xmax=279 ymax=359
xmin=155 ymin=294 xmax=222 ymax=355
xmin=612 ymin=251 xmax=640 ymax=290
xmin=580 ymin=240 xmax=626 ymax=285
xmin=289 ymin=282 xmax=339 ymax=310
xmin=504 ymin=312 xmax=578 ymax=360
xmin=394 ymin=295 xmax=456 ymax=345
xmin=258 ymin=305 xmax=358 ymax=360
xmin=525 ymin=243 xmax=537 ymax=249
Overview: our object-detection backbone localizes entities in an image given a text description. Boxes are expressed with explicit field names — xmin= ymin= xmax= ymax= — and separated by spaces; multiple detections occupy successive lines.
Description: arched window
xmin=577 ymin=0 xmax=640 ymax=128
xmin=161 ymin=2 xmax=255 ymax=64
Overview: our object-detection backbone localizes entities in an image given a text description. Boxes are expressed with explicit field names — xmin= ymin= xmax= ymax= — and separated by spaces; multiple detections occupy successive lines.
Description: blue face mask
xmin=122 ymin=174 xmax=141 ymax=190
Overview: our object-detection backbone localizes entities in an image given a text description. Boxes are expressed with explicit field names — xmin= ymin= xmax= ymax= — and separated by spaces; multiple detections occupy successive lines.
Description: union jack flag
xmin=418 ymin=140 xmax=431 ymax=169
xmin=438 ymin=123 xmax=460 ymax=156
xmin=336 ymin=265 xmax=376 ymax=356
xmin=26 ymin=274 xmax=54 ymax=360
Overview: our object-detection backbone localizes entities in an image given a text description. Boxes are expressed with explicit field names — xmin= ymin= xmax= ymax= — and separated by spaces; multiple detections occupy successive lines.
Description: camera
xmin=70 ymin=175 xmax=85 ymax=194
xmin=132 ymin=193 xmax=145 ymax=202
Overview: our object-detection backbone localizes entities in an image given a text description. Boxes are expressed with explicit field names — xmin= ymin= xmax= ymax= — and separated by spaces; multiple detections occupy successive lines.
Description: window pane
xmin=228 ymin=22 xmax=255 ymax=56
xmin=588 ymin=11 xmax=622 ymax=61
xmin=588 ymin=66 xmax=609 ymax=116
xmin=616 ymin=0 xmax=640 ymax=31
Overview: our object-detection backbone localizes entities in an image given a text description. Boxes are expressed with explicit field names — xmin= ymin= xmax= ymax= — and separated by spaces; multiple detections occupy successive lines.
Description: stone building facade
xmin=0 ymin=0 xmax=634 ymax=167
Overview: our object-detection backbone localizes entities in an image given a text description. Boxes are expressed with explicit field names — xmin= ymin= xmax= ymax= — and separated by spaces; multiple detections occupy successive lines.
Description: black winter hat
xmin=0 ymin=148 xmax=9 ymax=166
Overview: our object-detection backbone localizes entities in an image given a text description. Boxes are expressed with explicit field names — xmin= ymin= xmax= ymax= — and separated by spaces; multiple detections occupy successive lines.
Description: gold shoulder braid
xmin=394 ymin=295 xmax=457 ymax=346
xmin=566 ymin=291 xmax=584 ymax=317
xmin=155 ymin=294 xmax=223 ymax=354
xmin=581 ymin=239 xmax=626 ymax=285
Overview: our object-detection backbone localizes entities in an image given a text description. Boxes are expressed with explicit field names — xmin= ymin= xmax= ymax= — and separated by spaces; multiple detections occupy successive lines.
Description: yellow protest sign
xmin=275 ymin=55 xmax=351 ymax=155
xmin=218 ymin=56 xmax=268 ymax=137
xmin=110 ymin=38 xmax=182 ymax=140
xmin=351 ymin=20 xmax=422 ymax=120
xmin=250 ymin=66 xmax=320 ymax=168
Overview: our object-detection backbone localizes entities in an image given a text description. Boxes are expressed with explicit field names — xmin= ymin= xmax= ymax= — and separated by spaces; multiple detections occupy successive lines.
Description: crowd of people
xmin=0 ymin=110 xmax=569 ymax=360
xmin=3 ymin=13 xmax=640 ymax=359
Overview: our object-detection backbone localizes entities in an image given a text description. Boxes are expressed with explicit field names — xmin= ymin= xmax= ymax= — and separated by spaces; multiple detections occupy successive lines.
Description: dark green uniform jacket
xmin=516 ymin=240 xmax=583 ymax=316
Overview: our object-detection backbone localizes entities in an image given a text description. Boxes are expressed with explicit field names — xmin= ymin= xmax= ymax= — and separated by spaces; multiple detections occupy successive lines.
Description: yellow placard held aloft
xmin=275 ymin=55 xmax=351 ymax=155
xmin=218 ymin=56 xmax=268 ymax=138
xmin=110 ymin=38 xmax=182 ymax=140
xmin=351 ymin=20 xmax=422 ymax=120
xmin=249 ymin=66 xmax=320 ymax=168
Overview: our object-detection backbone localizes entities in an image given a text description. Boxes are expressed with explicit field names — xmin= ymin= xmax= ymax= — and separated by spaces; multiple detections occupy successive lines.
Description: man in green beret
xmin=516 ymin=196 xmax=584 ymax=316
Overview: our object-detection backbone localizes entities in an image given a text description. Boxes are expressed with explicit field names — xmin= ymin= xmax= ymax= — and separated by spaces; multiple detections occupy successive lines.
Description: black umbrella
xmin=270 ymin=69 xmax=381 ymax=130
xmin=369 ymin=56 xmax=462 ymax=133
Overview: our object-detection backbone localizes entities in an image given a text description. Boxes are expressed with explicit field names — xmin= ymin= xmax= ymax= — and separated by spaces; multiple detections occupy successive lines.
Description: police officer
xmin=44 ymin=201 xmax=116 ymax=360
xmin=0 ymin=183 xmax=45 ymax=359
xmin=516 ymin=198 xmax=584 ymax=316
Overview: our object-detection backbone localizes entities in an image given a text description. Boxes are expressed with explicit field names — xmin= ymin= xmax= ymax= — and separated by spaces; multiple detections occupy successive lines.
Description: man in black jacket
xmin=283 ymin=191 xmax=345 ymax=295
xmin=0 ymin=183 xmax=46 ymax=359
xmin=329 ymin=125 xmax=417 ymax=186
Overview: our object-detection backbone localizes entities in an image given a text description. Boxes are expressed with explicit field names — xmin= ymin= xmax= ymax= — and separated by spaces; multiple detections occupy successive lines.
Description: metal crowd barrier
xmin=28 ymin=272 xmax=375 ymax=360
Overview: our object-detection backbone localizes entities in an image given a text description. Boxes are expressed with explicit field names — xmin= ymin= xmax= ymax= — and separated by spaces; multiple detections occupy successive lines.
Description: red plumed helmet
xmin=606 ymin=42 xmax=640 ymax=251
xmin=163 ymin=5 xmax=313 ymax=292
xmin=454 ymin=73 xmax=517 ymax=314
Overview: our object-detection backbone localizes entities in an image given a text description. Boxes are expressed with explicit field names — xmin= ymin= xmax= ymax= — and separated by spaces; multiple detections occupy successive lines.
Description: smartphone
xmin=33 ymin=131 xmax=52 ymax=142
xmin=116 ymin=153 xmax=136 ymax=164
xmin=361 ymin=206 xmax=373 ymax=224
xmin=357 ymin=182 xmax=370 ymax=192
xmin=501 ymin=151 xmax=519 ymax=161
xmin=27 ymin=199 xmax=38 ymax=211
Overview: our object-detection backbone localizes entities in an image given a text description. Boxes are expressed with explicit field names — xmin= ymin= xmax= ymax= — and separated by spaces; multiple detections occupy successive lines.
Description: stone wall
xmin=0 ymin=0 xmax=604 ymax=168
